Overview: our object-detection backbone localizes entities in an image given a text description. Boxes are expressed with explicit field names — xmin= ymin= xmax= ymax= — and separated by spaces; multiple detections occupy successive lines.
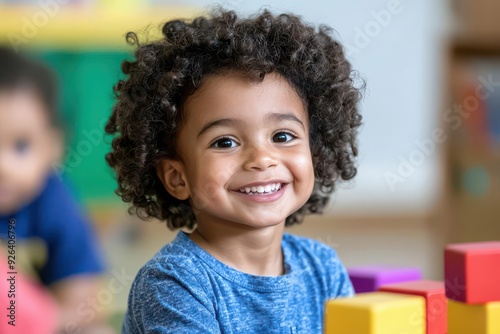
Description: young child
xmin=0 ymin=47 xmax=112 ymax=333
xmin=106 ymin=9 xmax=363 ymax=333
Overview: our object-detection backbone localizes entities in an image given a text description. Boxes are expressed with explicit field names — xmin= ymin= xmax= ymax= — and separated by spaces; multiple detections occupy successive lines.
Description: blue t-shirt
xmin=123 ymin=231 xmax=354 ymax=334
xmin=0 ymin=174 xmax=104 ymax=285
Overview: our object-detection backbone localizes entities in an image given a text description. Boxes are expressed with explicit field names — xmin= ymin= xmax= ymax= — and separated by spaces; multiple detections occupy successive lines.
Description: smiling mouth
xmin=237 ymin=183 xmax=283 ymax=195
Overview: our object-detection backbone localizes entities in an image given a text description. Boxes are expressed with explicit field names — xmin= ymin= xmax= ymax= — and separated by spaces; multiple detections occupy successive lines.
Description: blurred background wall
xmin=1 ymin=0 xmax=499 ymax=320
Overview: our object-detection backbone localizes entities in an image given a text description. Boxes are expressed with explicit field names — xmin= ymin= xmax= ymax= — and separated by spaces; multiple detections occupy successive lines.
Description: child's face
xmin=0 ymin=90 xmax=61 ymax=215
xmin=161 ymin=72 xmax=315 ymax=229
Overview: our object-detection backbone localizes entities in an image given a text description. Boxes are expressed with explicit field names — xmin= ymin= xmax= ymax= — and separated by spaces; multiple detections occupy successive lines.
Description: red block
xmin=379 ymin=280 xmax=447 ymax=334
xmin=445 ymin=241 xmax=500 ymax=304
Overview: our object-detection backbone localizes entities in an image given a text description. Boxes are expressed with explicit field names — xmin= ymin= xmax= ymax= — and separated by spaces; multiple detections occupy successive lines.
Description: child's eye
xmin=211 ymin=137 xmax=238 ymax=149
xmin=14 ymin=139 xmax=30 ymax=154
xmin=272 ymin=131 xmax=296 ymax=143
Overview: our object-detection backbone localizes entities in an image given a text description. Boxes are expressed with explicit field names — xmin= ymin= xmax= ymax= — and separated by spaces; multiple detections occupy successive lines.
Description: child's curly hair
xmin=105 ymin=8 xmax=363 ymax=230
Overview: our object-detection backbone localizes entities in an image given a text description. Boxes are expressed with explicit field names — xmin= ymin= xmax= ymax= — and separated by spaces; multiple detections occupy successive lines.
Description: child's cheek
xmin=293 ymin=146 xmax=314 ymax=178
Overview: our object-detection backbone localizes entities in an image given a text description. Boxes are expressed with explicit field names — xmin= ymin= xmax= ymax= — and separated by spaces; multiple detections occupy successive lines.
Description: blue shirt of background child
xmin=0 ymin=173 xmax=105 ymax=285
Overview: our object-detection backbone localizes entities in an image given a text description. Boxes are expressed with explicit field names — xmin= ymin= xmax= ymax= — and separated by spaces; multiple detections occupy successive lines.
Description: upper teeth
xmin=239 ymin=183 xmax=282 ymax=194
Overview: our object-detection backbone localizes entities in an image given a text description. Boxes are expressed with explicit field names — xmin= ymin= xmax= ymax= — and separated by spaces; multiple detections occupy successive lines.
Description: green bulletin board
xmin=37 ymin=51 xmax=128 ymax=202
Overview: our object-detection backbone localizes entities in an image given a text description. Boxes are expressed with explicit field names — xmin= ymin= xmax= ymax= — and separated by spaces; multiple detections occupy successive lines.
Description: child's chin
xmin=242 ymin=218 xmax=286 ymax=229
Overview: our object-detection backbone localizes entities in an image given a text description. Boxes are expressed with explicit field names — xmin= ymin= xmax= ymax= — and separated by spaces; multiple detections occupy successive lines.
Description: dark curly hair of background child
xmin=105 ymin=8 xmax=363 ymax=230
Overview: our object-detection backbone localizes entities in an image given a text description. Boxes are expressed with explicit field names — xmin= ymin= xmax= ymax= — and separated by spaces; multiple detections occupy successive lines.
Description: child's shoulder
xmin=130 ymin=231 xmax=215 ymax=303
xmin=8 ymin=173 xmax=74 ymax=220
xmin=23 ymin=173 xmax=72 ymax=208
xmin=282 ymin=232 xmax=340 ymax=260
xmin=283 ymin=233 xmax=353 ymax=297
xmin=281 ymin=232 xmax=345 ymax=278
xmin=134 ymin=231 xmax=209 ymax=282
xmin=41 ymin=173 xmax=73 ymax=199
xmin=24 ymin=173 xmax=83 ymax=218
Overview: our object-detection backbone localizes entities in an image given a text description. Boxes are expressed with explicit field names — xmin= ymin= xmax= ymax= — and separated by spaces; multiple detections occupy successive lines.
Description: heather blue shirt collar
xmin=176 ymin=231 xmax=293 ymax=292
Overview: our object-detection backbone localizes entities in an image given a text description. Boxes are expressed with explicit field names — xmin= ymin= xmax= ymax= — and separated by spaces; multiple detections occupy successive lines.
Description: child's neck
xmin=189 ymin=222 xmax=285 ymax=277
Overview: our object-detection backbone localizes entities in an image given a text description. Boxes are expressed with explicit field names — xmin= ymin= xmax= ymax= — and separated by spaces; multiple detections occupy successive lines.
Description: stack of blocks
xmin=445 ymin=242 xmax=500 ymax=333
xmin=324 ymin=241 xmax=500 ymax=333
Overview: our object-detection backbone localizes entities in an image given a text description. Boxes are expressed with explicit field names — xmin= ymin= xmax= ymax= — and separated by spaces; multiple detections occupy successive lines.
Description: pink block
xmin=0 ymin=259 xmax=59 ymax=334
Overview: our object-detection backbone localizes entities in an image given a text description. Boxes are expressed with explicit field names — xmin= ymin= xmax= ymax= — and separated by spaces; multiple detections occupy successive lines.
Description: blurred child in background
xmin=0 ymin=46 xmax=113 ymax=334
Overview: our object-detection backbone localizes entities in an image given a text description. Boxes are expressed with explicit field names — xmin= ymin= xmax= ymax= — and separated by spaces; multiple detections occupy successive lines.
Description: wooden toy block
xmin=378 ymin=280 xmax=447 ymax=334
xmin=445 ymin=241 xmax=500 ymax=303
xmin=448 ymin=299 xmax=500 ymax=334
xmin=347 ymin=265 xmax=422 ymax=293
xmin=324 ymin=292 xmax=425 ymax=334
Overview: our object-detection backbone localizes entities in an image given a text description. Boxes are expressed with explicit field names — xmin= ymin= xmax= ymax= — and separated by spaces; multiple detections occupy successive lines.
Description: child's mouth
xmin=237 ymin=182 xmax=282 ymax=196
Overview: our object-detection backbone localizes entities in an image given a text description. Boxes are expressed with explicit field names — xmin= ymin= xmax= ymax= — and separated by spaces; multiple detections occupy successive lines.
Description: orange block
xmin=379 ymin=280 xmax=447 ymax=334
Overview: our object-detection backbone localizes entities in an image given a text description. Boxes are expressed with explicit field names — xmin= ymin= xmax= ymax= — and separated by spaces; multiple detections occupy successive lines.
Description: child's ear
xmin=156 ymin=159 xmax=190 ymax=200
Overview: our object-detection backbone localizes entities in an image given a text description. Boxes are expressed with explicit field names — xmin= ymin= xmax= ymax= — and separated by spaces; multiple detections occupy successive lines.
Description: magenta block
xmin=347 ymin=266 xmax=422 ymax=293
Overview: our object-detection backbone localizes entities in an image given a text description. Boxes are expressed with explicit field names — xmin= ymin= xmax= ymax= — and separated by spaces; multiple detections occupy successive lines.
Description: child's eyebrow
xmin=197 ymin=118 xmax=240 ymax=138
xmin=197 ymin=112 xmax=305 ymax=138
xmin=265 ymin=112 xmax=305 ymax=130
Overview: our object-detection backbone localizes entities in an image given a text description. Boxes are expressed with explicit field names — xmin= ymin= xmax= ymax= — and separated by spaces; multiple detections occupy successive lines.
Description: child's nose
xmin=242 ymin=144 xmax=278 ymax=171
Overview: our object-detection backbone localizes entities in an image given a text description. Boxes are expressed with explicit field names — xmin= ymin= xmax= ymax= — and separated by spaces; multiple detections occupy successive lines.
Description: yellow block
xmin=448 ymin=299 xmax=500 ymax=334
xmin=324 ymin=292 xmax=425 ymax=334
